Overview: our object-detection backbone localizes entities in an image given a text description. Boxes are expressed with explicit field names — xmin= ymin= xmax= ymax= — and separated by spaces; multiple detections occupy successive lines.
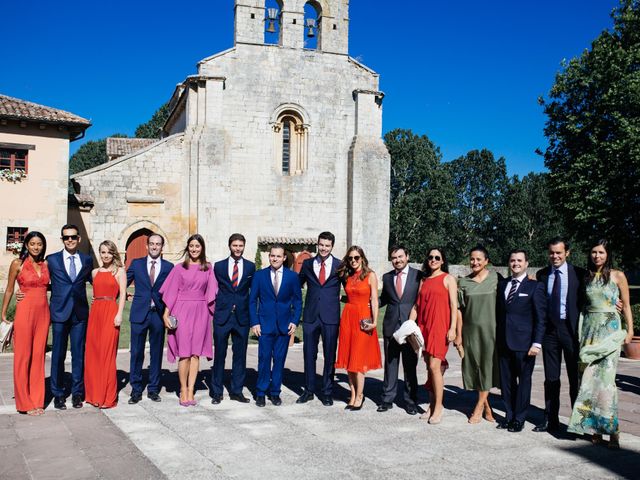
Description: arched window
xmin=264 ymin=0 xmax=283 ymax=45
xmin=303 ymin=1 xmax=321 ymax=50
xmin=272 ymin=107 xmax=309 ymax=176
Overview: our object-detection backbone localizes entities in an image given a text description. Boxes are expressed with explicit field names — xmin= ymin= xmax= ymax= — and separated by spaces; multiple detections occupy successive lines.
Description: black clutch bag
xmin=360 ymin=318 xmax=374 ymax=335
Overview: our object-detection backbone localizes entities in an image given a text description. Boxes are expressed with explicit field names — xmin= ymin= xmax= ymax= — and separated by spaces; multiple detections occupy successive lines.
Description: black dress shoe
xmin=211 ymin=394 xmax=223 ymax=404
xmin=147 ymin=392 xmax=161 ymax=402
xmin=229 ymin=393 xmax=250 ymax=403
xmin=508 ymin=420 xmax=524 ymax=432
xmin=533 ymin=419 xmax=559 ymax=433
xmin=296 ymin=391 xmax=315 ymax=404
xmin=377 ymin=402 xmax=393 ymax=412
xmin=270 ymin=395 xmax=282 ymax=406
xmin=128 ymin=393 xmax=142 ymax=405
xmin=54 ymin=396 xmax=67 ymax=410
xmin=321 ymin=396 xmax=333 ymax=406
xmin=405 ymin=404 xmax=418 ymax=416
xmin=255 ymin=395 xmax=266 ymax=407
xmin=496 ymin=421 xmax=512 ymax=430
xmin=72 ymin=395 xmax=83 ymax=409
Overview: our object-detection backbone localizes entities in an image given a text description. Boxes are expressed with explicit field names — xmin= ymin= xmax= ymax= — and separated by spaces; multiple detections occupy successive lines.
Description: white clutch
xmin=0 ymin=321 xmax=13 ymax=352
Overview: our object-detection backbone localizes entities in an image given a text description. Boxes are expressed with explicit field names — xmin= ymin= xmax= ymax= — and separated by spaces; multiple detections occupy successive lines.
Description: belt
xmin=93 ymin=296 xmax=115 ymax=301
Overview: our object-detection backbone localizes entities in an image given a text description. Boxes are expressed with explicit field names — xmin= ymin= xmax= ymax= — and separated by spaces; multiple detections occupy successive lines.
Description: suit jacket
xmin=496 ymin=276 xmax=547 ymax=352
xmin=298 ymin=255 xmax=341 ymax=325
xmin=126 ymin=257 xmax=174 ymax=324
xmin=536 ymin=263 xmax=586 ymax=336
xmin=249 ymin=267 xmax=302 ymax=335
xmin=46 ymin=250 xmax=93 ymax=323
xmin=213 ymin=257 xmax=256 ymax=327
xmin=379 ymin=267 xmax=422 ymax=338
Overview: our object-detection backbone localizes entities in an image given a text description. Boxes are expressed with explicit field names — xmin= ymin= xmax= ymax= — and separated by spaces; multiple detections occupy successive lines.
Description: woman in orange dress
xmin=335 ymin=246 xmax=381 ymax=410
xmin=409 ymin=247 xmax=457 ymax=424
xmin=84 ymin=240 xmax=126 ymax=408
xmin=1 ymin=231 xmax=50 ymax=416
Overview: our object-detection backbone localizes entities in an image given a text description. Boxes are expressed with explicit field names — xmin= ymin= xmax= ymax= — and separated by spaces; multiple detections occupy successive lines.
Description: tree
xmin=540 ymin=0 xmax=640 ymax=267
xmin=135 ymin=103 xmax=170 ymax=139
xmin=445 ymin=149 xmax=508 ymax=262
xmin=384 ymin=129 xmax=455 ymax=260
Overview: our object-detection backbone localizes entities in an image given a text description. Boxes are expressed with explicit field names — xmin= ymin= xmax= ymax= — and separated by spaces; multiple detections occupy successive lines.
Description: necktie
xmin=150 ymin=260 xmax=156 ymax=286
xmin=232 ymin=260 xmax=239 ymax=288
xmin=319 ymin=260 xmax=326 ymax=285
xmin=69 ymin=256 xmax=77 ymax=282
xmin=395 ymin=271 xmax=403 ymax=298
xmin=507 ymin=279 xmax=519 ymax=304
xmin=551 ymin=269 xmax=561 ymax=319
xmin=273 ymin=270 xmax=280 ymax=296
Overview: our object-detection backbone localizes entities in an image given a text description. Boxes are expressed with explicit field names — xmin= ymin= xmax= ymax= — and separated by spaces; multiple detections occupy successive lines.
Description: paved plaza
xmin=0 ymin=343 xmax=639 ymax=479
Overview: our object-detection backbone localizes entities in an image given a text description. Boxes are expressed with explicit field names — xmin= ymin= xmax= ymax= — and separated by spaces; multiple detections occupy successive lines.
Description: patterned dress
xmin=567 ymin=277 xmax=627 ymax=435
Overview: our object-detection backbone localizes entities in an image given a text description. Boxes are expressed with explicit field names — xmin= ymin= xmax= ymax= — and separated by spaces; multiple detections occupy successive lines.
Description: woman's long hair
xmin=421 ymin=247 xmax=449 ymax=274
xmin=586 ymin=239 xmax=613 ymax=284
xmin=18 ymin=231 xmax=47 ymax=264
xmin=99 ymin=240 xmax=123 ymax=272
xmin=337 ymin=245 xmax=372 ymax=281
xmin=181 ymin=234 xmax=209 ymax=271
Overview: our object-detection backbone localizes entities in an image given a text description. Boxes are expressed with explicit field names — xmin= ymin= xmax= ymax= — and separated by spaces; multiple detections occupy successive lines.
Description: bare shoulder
xmin=9 ymin=258 xmax=22 ymax=272
xmin=611 ymin=270 xmax=628 ymax=285
xmin=368 ymin=271 xmax=378 ymax=284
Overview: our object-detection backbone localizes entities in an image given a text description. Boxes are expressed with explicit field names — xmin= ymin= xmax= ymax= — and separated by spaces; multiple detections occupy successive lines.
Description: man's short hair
xmin=147 ymin=233 xmax=165 ymax=246
xmin=270 ymin=243 xmax=286 ymax=254
xmin=509 ymin=249 xmax=528 ymax=262
xmin=389 ymin=244 xmax=409 ymax=257
xmin=228 ymin=233 xmax=246 ymax=246
xmin=60 ymin=224 xmax=79 ymax=236
xmin=317 ymin=231 xmax=335 ymax=246
xmin=547 ymin=236 xmax=570 ymax=251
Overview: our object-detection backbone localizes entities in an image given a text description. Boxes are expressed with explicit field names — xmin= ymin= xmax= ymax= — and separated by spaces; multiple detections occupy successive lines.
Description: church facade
xmin=72 ymin=0 xmax=390 ymax=272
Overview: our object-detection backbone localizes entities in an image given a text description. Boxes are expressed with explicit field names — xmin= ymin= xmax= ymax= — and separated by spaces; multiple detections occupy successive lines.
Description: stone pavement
xmin=0 ymin=343 xmax=639 ymax=480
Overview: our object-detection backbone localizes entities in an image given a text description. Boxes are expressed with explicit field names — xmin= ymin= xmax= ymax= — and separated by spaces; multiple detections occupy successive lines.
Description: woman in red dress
xmin=410 ymin=247 xmax=457 ymax=424
xmin=1 ymin=232 xmax=50 ymax=416
xmin=84 ymin=240 xmax=126 ymax=408
xmin=335 ymin=246 xmax=381 ymax=410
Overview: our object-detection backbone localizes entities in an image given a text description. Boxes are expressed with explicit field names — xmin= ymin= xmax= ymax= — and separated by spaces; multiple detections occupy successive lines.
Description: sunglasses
xmin=427 ymin=255 xmax=441 ymax=261
xmin=348 ymin=255 xmax=361 ymax=261
xmin=62 ymin=235 xmax=79 ymax=241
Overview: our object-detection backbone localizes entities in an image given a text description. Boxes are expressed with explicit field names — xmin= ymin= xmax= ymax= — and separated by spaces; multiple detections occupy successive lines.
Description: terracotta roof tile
xmin=0 ymin=94 xmax=91 ymax=126
xmin=107 ymin=137 xmax=157 ymax=159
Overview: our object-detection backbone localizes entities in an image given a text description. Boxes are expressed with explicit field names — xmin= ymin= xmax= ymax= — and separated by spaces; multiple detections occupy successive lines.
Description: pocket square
xmin=518 ymin=293 xmax=529 ymax=297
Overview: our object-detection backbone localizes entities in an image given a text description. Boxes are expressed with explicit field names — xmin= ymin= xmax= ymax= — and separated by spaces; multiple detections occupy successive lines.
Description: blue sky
xmin=1 ymin=0 xmax=619 ymax=177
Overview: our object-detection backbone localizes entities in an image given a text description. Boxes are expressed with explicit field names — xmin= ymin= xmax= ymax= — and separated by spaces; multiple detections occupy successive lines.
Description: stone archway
xmin=125 ymin=228 xmax=153 ymax=269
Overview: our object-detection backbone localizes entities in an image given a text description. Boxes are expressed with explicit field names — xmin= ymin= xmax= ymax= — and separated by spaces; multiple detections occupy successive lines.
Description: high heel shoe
xmin=344 ymin=404 xmax=354 ymax=410
xmin=350 ymin=397 xmax=365 ymax=411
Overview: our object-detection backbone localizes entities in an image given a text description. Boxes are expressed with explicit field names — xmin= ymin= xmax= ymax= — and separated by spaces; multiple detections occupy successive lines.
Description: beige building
xmin=71 ymin=0 xmax=391 ymax=273
xmin=0 ymin=94 xmax=91 ymax=287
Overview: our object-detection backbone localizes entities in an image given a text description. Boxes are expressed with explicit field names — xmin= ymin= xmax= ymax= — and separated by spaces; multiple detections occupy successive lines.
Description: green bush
xmin=631 ymin=304 xmax=640 ymax=333
xmin=6 ymin=303 xmax=15 ymax=322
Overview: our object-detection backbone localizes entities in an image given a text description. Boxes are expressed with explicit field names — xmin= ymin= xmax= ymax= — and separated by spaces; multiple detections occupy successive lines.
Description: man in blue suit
xmin=126 ymin=234 xmax=173 ymax=404
xmin=47 ymin=224 xmax=93 ymax=409
xmin=211 ymin=233 xmax=256 ymax=404
xmin=496 ymin=249 xmax=547 ymax=432
xmin=297 ymin=231 xmax=341 ymax=406
xmin=250 ymin=244 xmax=302 ymax=407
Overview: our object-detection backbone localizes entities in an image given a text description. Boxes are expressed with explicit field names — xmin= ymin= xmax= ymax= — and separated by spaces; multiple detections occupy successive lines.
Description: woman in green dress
xmin=455 ymin=245 xmax=501 ymax=424
xmin=567 ymin=240 xmax=634 ymax=448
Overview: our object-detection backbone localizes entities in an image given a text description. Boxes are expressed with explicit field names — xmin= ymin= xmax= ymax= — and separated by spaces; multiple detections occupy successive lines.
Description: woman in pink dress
xmin=160 ymin=234 xmax=218 ymax=406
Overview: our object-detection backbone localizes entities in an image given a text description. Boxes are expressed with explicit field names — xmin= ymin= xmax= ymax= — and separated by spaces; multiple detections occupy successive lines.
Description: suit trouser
xmin=542 ymin=320 xmax=579 ymax=424
xmin=129 ymin=308 xmax=165 ymax=395
xmin=499 ymin=349 xmax=536 ymax=423
xmin=256 ymin=333 xmax=290 ymax=396
xmin=50 ymin=313 xmax=87 ymax=397
xmin=211 ymin=314 xmax=249 ymax=396
xmin=302 ymin=320 xmax=338 ymax=396
xmin=381 ymin=336 xmax=418 ymax=405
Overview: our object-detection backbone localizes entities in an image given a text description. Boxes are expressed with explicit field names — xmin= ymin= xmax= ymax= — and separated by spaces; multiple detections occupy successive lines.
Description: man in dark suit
xmin=297 ymin=231 xmax=341 ymax=406
xmin=126 ymin=234 xmax=174 ymax=404
xmin=250 ymin=244 xmax=302 ymax=407
xmin=533 ymin=237 xmax=586 ymax=433
xmin=377 ymin=245 xmax=421 ymax=415
xmin=496 ymin=249 xmax=546 ymax=432
xmin=47 ymin=224 xmax=93 ymax=409
xmin=211 ymin=233 xmax=256 ymax=404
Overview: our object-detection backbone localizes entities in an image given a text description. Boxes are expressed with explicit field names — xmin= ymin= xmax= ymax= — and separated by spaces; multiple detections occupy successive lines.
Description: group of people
xmin=0 ymin=226 xmax=634 ymax=449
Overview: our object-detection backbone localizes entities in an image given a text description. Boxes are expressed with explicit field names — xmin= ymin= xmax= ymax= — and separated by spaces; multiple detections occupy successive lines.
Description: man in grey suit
xmin=378 ymin=245 xmax=422 ymax=415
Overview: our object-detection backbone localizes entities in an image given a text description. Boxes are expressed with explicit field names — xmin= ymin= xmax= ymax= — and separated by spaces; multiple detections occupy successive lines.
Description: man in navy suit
xmin=126 ymin=234 xmax=173 ymax=404
xmin=297 ymin=231 xmax=341 ymax=406
xmin=211 ymin=233 xmax=256 ymax=404
xmin=47 ymin=224 xmax=93 ymax=409
xmin=496 ymin=249 xmax=546 ymax=432
xmin=250 ymin=244 xmax=302 ymax=407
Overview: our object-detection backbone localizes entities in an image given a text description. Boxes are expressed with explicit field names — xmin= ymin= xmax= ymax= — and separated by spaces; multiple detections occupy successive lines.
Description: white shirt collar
xmin=554 ymin=262 xmax=568 ymax=275
xmin=271 ymin=265 xmax=284 ymax=273
xmin=229 ymin=256 xmax=243 ymax=264
xmin=512 ymin=272 xmax=527 ymax=283
xmin=147 ymin=255 xmax=160 ymax=264
xmin=395 ymin=265 xmax=410 ymax=276
xmin=63 ymin=249 xmax=77 ymax=260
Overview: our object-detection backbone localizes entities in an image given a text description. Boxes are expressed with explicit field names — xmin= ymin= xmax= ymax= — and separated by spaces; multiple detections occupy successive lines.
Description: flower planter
xmin=623 ymin=336 xmax=640 ymax=360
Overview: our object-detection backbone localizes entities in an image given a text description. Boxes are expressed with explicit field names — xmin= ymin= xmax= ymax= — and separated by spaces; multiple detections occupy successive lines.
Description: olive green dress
xmin=458 ymin=272 xmax=500 ymax=391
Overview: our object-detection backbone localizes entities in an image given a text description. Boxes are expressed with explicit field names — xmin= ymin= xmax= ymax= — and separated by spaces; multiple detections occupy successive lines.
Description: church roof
xmin=258 ymin=236 xmax=317 ymax=246
xmin=107 ymin=137 xmax=158 ymax=159
xmin=0 ymin=94 xmax=91 ymax=127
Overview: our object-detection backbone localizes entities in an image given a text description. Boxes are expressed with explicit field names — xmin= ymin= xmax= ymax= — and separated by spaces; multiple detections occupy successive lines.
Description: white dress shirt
xmin=505 ymin=272 xmax=541 ymax=350
xmin=312 ymin=255 xmax=333 ymax=279
xmin=393 ymin=265 xmax=410 ymax=296
xmin=270 ymin=265 xmax=284 ymax=291
xmin=63 ymin=249 xmax=82 ymax=277
xmin=227 ymin=256 xmax=244 ymax=283
xmin=147 ymin=255 xmax=162 ymax=278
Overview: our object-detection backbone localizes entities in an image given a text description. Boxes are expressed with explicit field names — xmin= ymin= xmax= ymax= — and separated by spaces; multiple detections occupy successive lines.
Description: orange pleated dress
xmin=13 ymin=258 xmax=50 ymax=413
xmin=335 ymin=273 xmax=381 ymax=373
xmin=416 ymin=273 xmax=451 ymax=361
xmin=84 ymin=271 xmax=120 ymax=408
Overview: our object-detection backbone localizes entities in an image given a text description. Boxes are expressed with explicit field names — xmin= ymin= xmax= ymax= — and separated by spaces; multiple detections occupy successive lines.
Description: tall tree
xmin=135 ymin=103 xmax=170 ymax=139
xmin=540 ymin=0 xmax=640 ymax=267
xmin=385 ymin=129 xmax=455 ymax=260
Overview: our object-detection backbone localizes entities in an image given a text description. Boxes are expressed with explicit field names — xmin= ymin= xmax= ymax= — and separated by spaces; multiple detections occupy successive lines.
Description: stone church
xmin=71 ymin=0 xmax=390 ymax=272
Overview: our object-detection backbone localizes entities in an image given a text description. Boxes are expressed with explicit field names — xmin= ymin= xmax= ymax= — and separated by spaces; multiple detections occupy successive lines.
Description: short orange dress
xmin=335 ymin=273 xmax=381 ymax=373
xmin=13 ymin=258 xmax=50 ymax=412
xmin=84 ymin=271 xmax=120 ymax=408
xmin=416 ymin=274 xmax=451 ymax=361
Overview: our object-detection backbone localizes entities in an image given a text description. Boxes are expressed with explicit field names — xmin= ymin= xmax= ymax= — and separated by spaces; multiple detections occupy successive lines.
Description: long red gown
xmin=335 ymin=273 xmax=381 ymax=373
xmin=13 ymin=258 xmax=50 ymax=412
xmin=416 ymin=273 xmax=451 ymax=361
xmin=84 ymin=271 xmax=120 ymax=408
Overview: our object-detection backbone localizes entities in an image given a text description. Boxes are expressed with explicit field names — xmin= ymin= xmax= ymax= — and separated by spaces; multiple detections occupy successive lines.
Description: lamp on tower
xmin=266 ymin=8 xmax=279 ymax=33
xmin=306 ymin=18 xmax=317 ymax=38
